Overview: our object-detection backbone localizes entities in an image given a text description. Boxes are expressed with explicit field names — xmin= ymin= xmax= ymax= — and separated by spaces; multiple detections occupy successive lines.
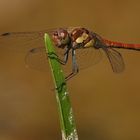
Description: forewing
xmin=0 ymin=32 xmax=45 ymax=52
xmin=0 ymin=29 xmax=59 ymax=52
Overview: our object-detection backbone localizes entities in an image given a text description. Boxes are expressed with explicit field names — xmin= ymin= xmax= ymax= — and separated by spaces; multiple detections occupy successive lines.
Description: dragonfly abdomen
xmin=103 ymin=39 xmax=140 ymax=51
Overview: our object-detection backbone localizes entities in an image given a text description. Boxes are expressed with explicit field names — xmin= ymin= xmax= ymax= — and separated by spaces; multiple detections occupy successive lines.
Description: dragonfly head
xmin=52 ymin=28 xmax=70 ymax=49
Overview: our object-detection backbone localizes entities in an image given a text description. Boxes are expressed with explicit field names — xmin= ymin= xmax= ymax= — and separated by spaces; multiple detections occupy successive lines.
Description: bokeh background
xmin=0 ymin=0 xmax=140 ymax=140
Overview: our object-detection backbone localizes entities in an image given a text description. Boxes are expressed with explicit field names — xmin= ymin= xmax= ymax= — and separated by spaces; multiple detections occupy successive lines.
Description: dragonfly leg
xmin=55 ymin=46 xmax=71 ymax=65
xmin=65 ymin=49 xmax=79 ymax=80
xmin=47 ymin=50 xmax=69 ymax=65
xmin=61 ymin=47 xmax=70 ymax=64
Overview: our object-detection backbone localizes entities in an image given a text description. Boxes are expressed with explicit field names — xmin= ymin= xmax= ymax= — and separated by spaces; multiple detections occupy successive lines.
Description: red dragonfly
xmin=0 ymin=27 xmax=140 ymax=79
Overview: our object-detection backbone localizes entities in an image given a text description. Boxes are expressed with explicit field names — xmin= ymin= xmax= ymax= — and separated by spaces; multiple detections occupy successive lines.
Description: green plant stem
xmin=44 ymin=33 xmax=78 ymax=140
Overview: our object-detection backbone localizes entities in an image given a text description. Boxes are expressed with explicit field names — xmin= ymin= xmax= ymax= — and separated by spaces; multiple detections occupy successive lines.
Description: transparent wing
xmin=25 ymin=47 xmax=49 ymax=71
xmin=0 ymin=31 xmax=44 ymax=52
xmin=25 ymin=46 xmax=70 ymax=75
xmin=0 ymin=28 xmax=62 ymax=52
xmin=102 ymin=47 xmax=125 ymax=73
xmin=75 ymin=47 xmax=102 ymax=70
xmin=62 ymin=47 xmax=102 ymax=75
xmin=25 ymin=46 xmax=102 ymax=76
xmin=0 ymin=29 xmax=69 ymax=73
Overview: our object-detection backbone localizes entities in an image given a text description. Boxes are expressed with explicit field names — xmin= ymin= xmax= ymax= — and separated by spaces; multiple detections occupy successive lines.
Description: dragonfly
xmin=0 ymin=27 xmax=140 ymax=79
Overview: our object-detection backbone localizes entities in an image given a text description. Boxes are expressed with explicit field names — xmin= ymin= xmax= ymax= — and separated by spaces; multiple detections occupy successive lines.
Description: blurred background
xmin=0 ymin=0 xmax=140 ymax=139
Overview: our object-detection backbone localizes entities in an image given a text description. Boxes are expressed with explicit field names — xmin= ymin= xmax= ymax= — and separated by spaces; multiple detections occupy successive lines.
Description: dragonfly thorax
xmin=70 ymin=28 xmax=95 ymax=49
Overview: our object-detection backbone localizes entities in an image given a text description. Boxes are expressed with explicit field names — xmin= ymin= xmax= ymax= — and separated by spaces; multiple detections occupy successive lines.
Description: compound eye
xmin=62 ymin=32 xmax=70 ymax=44
xmin=53 ymin=32 xmax=58 ymax=36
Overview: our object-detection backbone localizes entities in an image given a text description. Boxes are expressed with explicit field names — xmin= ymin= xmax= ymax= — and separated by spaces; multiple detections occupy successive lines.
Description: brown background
xmin=0 ymin=0 xmax=140 ymax=140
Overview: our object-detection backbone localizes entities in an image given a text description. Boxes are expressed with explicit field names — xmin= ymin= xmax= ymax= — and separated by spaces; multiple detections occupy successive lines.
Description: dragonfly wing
xmin=25 ymin=46 xmax=102 ymax=75
xmin=62 ymin=47 xmax=102 ymax=75
xmin=0 ymin=29 xmax=59 ymax=52
xmin=35 ymin=46 xmax=102 ymax=76
xmin=76 ymin=47 xmax=102 ymax=70
xmin=0 ymin=32 xmax=52 ymax=71
xmin=25 ymin=46 xmax=67 ymax=72
xmin=0 ymin=29 xmax=67 ymax=71
xmin=25 ymin=47 xmax=49 ymax=71
xmin=102 ymin=47 xmax=125 ymax=73
xmin=0 ymin=32 xmax=46 ymax=52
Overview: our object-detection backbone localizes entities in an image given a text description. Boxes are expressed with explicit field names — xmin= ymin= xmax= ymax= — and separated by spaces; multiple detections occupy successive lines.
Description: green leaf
xmin=44 ymin=33 xmax=78 ymax=140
